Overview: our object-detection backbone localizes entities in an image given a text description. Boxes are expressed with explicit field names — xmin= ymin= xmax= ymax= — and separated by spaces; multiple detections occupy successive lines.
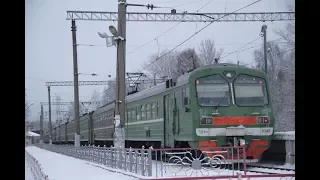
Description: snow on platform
xmin=25 ymin=146 xmax=137 ymax=180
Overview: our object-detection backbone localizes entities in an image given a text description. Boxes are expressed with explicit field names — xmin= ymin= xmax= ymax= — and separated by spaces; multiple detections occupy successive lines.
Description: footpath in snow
xmin=25 ymin=146 xmax=137 ymax=180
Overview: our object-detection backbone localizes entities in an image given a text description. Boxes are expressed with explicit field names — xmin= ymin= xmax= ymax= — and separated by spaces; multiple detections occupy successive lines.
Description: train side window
xmin=151 ymin=102 xmax=156 ymax=119
xmin=146 ymin=104 xmax=151 ymax=120
xmin=183 ymin=88 xmax=190 ymax=105
xmin=137 ymin=106 xmax=141 ymax=121
xmin=183 ymin=87 xmax=190 ymax=112
xmin=128 ymin=110 xmax=131 ymax=122
xmin=132 ymin=108 xmax=136 ymax=121
xmin=141 ymin=105 xmax=146 ymax=120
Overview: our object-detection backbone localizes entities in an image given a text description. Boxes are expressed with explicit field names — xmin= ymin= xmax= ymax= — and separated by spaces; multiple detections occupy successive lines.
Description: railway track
xmin=244 ymin=165 xmax=295 ymax=175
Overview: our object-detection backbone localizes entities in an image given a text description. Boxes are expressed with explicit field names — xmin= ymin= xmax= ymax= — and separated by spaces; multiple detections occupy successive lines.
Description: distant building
xmin=26 ymin=131 xmax=40 ymax=145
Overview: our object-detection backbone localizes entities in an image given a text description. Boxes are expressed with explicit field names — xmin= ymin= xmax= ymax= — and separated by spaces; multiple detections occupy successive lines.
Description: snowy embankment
xmin=25 ymin=146 xmax=137 ymax=180
xmin=25 ymin=158 xmax=35 ymax=180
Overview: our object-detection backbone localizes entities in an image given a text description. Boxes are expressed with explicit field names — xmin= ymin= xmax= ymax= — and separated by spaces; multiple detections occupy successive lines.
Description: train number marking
xmin=260 ymin=128 xmax=273 ymax=135
xmin=196 ymin=128 xmax=209 ymax=136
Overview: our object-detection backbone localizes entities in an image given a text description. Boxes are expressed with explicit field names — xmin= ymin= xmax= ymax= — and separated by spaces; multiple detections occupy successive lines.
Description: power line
xmin=220 ymin=36 xmax=262 ymax=59
xmin=244 ymin=48 xmax=295 ymax=67
xmin=220 ymin=37 xmax=285 ymax=58
xmin=219 ymin=38 xmax=286 ymax=64
xmin=126 ymin=0 xmax=215 ymax=56
xmin=139 ymin=0 xmax=264 ymax=72
xmin=76 ymin=42 xmax=266 ymax=48
xmin=173 ymin=0 xmax=206 ymax=8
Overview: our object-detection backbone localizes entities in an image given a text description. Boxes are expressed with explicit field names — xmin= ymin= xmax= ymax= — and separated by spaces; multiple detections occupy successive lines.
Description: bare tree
xmin=252 ymin=16 xmax=295 ymax=132
xmin=176 ymin=48 xmax=201 ymax=76
xmin=102 ymin=80 xmax=116 ymax=105
xmin=90 ymin=89 xmax=102 ymax=109
xmin=144 ymin=49 xmax=179 ymax=79
xmin=275 ymin=3 xmax=295 ymax=49
xmin=144 ymin=39 xmax=222 ymax=81
xmin=25 ymin=90 xmax=30 ymax=120
xmin=66 ymin=101 xmax=87 ymax=120
xmin=198 ymin=38 xmax=223 ymax=66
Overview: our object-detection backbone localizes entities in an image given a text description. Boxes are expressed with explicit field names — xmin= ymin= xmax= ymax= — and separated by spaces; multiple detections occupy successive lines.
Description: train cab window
xmin=151 ymin=102 xmax=156 ymax=119
xmin=196 ymin=74 xmax=230 ymax=106
xmin=141 ymin=105 xmax=146 ymax=120
xmin=146 ymin=104 xmax=151 ymax=120
xmin=233 ymin=74 xmax=268 ymax=106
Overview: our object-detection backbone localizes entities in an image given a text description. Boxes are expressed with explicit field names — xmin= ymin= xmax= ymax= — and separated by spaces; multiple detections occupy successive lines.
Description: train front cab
xmin=189 ymin=67 xmax=274 ymax=162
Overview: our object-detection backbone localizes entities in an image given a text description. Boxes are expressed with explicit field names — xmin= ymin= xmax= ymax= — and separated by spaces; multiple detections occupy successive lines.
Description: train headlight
xmin=200 ymin=117 xmax=213 ymax=125
xmin=257 ymin=116 xmax=270 ymax=124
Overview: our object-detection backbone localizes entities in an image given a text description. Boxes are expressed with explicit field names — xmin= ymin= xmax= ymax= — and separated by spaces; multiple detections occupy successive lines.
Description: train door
xmin=164 ymin=94 xmax=176 ymax=147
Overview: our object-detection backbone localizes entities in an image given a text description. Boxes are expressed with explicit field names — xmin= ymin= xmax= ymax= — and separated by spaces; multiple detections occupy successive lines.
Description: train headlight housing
xmin=200 ymin=117 xmax=213 ymax=125
xmin=257 ymin=116 xmax=270 ymax=124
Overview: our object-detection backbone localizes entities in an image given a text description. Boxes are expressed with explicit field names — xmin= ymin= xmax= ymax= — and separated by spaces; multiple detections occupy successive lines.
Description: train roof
xmin=76 ymin=63 xmax=264 ymax=118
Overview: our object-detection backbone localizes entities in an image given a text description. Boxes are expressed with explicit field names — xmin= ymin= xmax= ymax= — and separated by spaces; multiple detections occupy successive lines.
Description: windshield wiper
xmin=213 ymin=91 xmax=229 ymax=111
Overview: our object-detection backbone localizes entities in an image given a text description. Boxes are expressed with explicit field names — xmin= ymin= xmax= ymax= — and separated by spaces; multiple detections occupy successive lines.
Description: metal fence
xmin=25 ymin=150 xmax=49 ymax=180
xmin=36 ymin=144 xmax=152 ymax=177
xmin=149 ymin=146 xmax=249 ymax=178
xmin=35 ymin=144 xmax=295 ymax=179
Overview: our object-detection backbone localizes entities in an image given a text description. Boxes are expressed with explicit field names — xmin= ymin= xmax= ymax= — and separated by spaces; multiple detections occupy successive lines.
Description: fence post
xmin=97 ymin=145 xmax=100 ymax=164
xmin=148 ymin=147 xmax=153 ymax=177
xmin=242 ymin=145 xmax=247 ymax=176
xmin=103 ymin=145 xmax=107 ymax=165
xmin=129 ymin=147 xmax=133 ymax=173
xmin=119 ymin=147 xmax=123 ymax=169
xmin=90 ymin=144 xmax=92 ymax=162
xmin=141 ymin=146 xmax=145 ymax=176
xmin=111 ymin=145 xmax=115 ymax=168
xmin=123 ymin=148 xmax=127 ymax=171
xmin=135 ymin=149 xmax=138 ymax=174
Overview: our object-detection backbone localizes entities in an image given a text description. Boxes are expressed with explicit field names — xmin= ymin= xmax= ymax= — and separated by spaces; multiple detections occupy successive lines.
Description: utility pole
xmin=71 ymin=19 xmax=80 ymax=147
xmin=40 ymin=105 xmax=44 ymax=143
xmin=261 ymin=24 xmax=267 ymax=74
xmin=47 ymin=86 xmax=52 ymax=144
xmin=153 ymin=73 xmax=156 ymax=86
xmin=113 ymin=0 xmax=126 ymax=148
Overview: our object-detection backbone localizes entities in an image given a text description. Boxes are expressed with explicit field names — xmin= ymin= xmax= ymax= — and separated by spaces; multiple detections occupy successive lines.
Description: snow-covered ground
xmin=25 ymin=158 xmax=35 ymax=180
xmin=26 ymin=146 xmax=137 ymax=180
xmin=26 ymin=146 xmax=295 ymax=180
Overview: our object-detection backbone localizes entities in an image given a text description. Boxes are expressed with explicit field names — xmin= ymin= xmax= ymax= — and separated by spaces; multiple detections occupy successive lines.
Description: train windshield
xmin=234 ymin=74 xmax=268 ymax=106
xmin=196 ymin=75 xmax=230 ymax=106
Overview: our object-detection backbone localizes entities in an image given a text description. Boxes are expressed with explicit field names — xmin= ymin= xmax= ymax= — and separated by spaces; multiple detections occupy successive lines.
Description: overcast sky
xmin=25 ymin=0 xmax=294 ymax=123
